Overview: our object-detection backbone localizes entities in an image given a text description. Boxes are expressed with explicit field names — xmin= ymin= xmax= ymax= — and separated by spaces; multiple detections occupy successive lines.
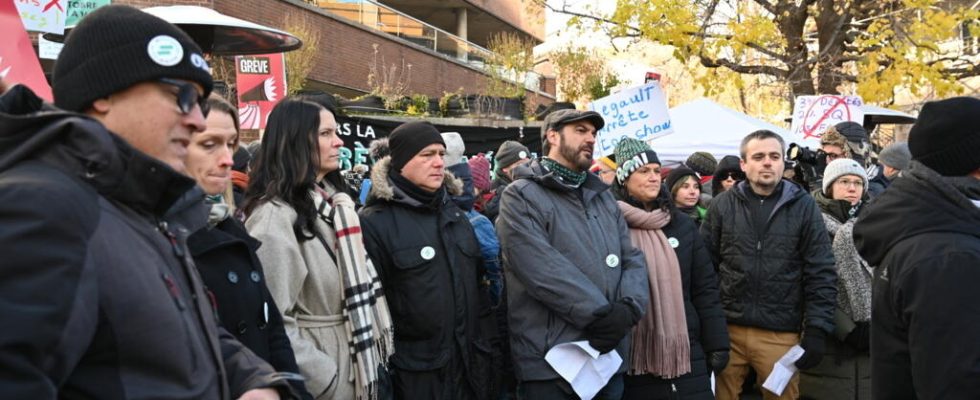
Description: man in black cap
xmin=497 ymin=109 xmax=649 ymax=398
xmin=854 ymin=97 xmax=980 ymax=399
xmin=0 ymin=5 xmax=290 ymax=399
xmin=359 ymin=121 xmax=495 ymax=399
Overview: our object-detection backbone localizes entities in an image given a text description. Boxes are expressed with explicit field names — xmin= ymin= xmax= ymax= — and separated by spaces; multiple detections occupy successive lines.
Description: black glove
xmin=585 ymin=301 xmax=640 ymax=353
xmin=795 ymin=327 xmax=826 ymax=370
xmin=707 ymin=350 xmax=730 ymax=374
xmin=844 ymin=321 xmax=870 ymax=352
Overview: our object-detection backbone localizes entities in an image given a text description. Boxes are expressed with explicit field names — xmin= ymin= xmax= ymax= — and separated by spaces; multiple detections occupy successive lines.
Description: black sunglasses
xmin=159 ymin=78 xmax=209 ymax=117
xmin=722 ymin=172 xmax=745 ymax=180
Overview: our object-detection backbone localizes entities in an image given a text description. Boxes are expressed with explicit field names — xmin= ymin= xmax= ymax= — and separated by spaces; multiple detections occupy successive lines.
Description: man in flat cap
xmin=497 ymin=109 xmax=649 ymax=398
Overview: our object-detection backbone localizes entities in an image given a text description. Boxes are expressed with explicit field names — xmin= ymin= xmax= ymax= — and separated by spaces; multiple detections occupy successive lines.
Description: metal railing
xmin=316 ymin=0 xmax=542 ymax=92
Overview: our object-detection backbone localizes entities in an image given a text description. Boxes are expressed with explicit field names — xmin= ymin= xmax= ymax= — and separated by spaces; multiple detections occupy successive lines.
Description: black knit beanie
xmin=388 ymin=121 xmax=445 ymax=172
xmin=53 ymin=5 xmax=213 ymax=112
xmin=666 ymin=166 xmax=700 ymax=194
xmin=908 ymin=97 xmax=980 ymax=176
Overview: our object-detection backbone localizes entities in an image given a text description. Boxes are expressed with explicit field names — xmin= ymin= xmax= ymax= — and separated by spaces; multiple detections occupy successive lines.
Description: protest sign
xmin=589 ymin=82 xmax=673 ymax=158
xmin=66 ymin=0 xmax=110 ymax=26
xmin=789 ymin=95 xmax=864 ymax=147
xmin=236 ymin=53 xmax=286 ymax=130
xmin=1 ymin=0 xmax=53 ymax=100
xmin=39 ymin=34 xmax=63 ymax=59
xmin=14 ymin=0 xmax=67 ymax=34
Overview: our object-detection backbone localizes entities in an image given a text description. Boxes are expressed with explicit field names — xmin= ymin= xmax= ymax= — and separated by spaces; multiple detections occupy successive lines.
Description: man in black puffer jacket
xmin=700 ymin=130 xmax=837 ymax=400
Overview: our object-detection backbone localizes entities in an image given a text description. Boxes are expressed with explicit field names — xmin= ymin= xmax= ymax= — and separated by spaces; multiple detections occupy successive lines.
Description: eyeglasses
xmin=825 ymin=152 xmax=845 ymax=161
xmin=159 ymin=78 xmax=209 ymax=117
xmin=834 ymin=178 xmax=864 ymax=188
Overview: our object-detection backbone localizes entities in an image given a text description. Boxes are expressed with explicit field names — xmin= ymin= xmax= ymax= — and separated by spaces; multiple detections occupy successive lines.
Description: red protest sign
xmin=1 ymin=0 xmax=53 ymax=101
xmin=235 ymin=53 xmax=286 ymax=130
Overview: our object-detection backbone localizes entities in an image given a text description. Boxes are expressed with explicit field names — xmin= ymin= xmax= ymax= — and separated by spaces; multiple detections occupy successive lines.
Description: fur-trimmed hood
xmin=367 ymin=156 xmax=464 ymax=205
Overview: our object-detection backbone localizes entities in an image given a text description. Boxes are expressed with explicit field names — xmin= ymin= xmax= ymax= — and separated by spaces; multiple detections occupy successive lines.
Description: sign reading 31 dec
xmin=789 ymin=95 xmax=864 ymax=148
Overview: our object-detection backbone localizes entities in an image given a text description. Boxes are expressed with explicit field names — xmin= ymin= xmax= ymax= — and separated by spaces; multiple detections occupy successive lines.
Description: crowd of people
xmin=2 ymin=5 xmax=980 ymax=400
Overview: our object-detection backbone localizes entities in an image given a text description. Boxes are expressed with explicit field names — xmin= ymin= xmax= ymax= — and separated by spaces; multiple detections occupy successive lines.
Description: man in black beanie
xmin=359 ymin=121 xmax=495 ymax=399
xmin=0 ymin=5 xmax=290 ymax=399
xmin=854 ymin=96 xmax=980 ymax=399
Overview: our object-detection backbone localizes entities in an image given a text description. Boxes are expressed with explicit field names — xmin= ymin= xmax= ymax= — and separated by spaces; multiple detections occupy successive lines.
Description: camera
xmin=787 ymin=143 xmax=827 ymax=192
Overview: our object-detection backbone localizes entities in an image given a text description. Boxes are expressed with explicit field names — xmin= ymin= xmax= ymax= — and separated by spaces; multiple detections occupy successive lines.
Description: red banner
xmin=235 ymin=53 xmax=286 ymax=130
xmin=1 ymin=0 xmax=53 ymax=101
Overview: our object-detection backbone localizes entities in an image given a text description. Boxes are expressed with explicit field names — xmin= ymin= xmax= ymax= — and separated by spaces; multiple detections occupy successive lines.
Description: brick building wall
xmin=107 ymin=0 xmax=553 ymax=102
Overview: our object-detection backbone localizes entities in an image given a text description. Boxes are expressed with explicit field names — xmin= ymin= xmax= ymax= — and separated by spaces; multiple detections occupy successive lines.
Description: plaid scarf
xmin=314 ymin=186 xmax=394 ymax=399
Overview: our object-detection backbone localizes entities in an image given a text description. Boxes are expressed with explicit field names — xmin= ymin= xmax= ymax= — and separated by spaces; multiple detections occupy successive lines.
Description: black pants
xmin=517 ymin=374 xmax=624 ymax=400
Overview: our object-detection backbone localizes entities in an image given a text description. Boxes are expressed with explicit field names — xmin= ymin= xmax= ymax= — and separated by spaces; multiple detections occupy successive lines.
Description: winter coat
xmin=621 ymin=204 xmax=729 ymax=400
xmin=0 ymin=85 xmax=290 ymax=399
xmin=496 ymin=160 xmax=650 ymax=381
xmin=801 ymin=191 xmax=873 ymax=399
xmin=482 ymin=174 xmax=512 ymax=222
xmin=189 ymin=214 xmax=312 ymax=399
xmin=359 ymin=157 xmax=495 ymax=399
xmin=854 ymin=161 xmax=980 ymax=399
xmin=699 ymin=180 xmax=837 ymax=334
xmin=245 ymin=191 xmax=356 ymax=399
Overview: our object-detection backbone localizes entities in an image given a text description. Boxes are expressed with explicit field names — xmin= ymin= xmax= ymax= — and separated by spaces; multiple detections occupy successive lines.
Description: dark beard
xmin=559 ymin=135 xmax=591 ymax=171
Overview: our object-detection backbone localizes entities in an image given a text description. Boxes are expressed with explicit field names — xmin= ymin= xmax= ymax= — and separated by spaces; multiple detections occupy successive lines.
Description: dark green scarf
xmin=541 ymin=157 xmax=587 ymax=188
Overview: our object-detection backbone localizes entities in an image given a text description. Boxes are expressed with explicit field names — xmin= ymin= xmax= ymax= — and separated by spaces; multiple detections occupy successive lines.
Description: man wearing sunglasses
xmin=0 ymin=5 xmax=291 ymax=400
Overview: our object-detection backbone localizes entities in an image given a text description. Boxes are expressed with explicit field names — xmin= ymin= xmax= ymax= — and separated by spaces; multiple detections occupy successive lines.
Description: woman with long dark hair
xmin=611 ymin=138 xmax=729 ymax=400
xmin=185 ymin=94 xmax=312 ymax=399
xmin=243 ymin=99 xmax=393 ymax=400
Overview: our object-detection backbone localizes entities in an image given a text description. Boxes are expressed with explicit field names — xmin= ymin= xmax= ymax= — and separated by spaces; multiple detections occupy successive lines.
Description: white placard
xmin=789 ymin=95 xmax=864 ymax=147
xmin=589 ymin=82 xmax=674 ymax=158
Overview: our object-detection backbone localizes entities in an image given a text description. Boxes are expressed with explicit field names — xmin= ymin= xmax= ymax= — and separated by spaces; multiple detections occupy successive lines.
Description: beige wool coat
xmin=246 ymin=195 xmax=354 ymax=400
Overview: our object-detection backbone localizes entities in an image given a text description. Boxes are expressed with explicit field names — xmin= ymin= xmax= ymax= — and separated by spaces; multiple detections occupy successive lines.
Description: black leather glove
xmin=844 ymin=321 xmax=870 ymax=352
xmin=795 ymin=327 xmax=826 ymax=370
xmin=707 ymin=350 xmax=730 ymax=374
xmin=585 ymin=301 xmax=640 ymax=353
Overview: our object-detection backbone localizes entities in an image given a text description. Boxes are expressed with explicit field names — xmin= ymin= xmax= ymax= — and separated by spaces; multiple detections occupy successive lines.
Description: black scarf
xmin=389 ymin=171 xmax=445 ymax=209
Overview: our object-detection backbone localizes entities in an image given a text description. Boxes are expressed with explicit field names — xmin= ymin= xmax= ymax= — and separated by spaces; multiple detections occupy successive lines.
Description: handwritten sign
xmin=14 ymin=0 xmax=67 ymax=34
xmin=588 ymin=82 xmax=673 ymax=158
xmin=1 ymin=0 xmax=53 ymax=100
xmin=789 ymin=95 xmax=864 ymax=147
xmin=66 ymin=0 xmax=110 ymax=26
xmin=236 ymin=53 xmax=286 ymax=130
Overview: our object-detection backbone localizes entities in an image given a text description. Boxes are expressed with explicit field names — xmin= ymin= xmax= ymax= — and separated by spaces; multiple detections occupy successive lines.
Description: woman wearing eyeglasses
xmin=185 ymin=94 xmax=312 ymax=399
xmin=710 ymin=155 xmax=743 ymax=199
xmin=799 ymin=158 xmax=873 ymax=400
xmin=242 ymin=99 xmax=393 ymax=400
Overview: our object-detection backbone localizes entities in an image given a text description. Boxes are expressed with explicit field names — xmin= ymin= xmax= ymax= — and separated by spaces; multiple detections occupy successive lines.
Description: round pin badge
xmin=518 ymin=151 xmax=528 ymax=159
xmin=147 ymin=35 xmax=184 ymax=67
xmin=668 ymin=237 xmax=680 ymax=248
xmin=190 ymin=53 xmax=210 ymax=72
xmin=606 ymin=254 xmax=620 ymax=268
xmin=420 ymin=246 xmax=436 ymax=260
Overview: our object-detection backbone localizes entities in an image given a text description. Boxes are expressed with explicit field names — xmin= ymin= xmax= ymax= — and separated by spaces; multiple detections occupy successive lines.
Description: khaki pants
xmin=716 ymin=324 xmax=801 ymax=400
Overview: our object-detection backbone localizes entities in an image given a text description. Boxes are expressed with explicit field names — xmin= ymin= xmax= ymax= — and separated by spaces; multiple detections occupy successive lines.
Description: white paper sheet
xmin=544 ymin=341 xmax=623 ymax=400
xmin=762 ymin=344 xmax=806 ymax=396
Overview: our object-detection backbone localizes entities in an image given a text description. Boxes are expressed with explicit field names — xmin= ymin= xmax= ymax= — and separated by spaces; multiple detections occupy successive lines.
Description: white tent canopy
xmin=648 ymin=98 xmax=789 ymax=165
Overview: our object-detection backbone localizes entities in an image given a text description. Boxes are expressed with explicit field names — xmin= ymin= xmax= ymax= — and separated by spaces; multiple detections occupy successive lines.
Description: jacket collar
xmin=367 ymin=156 xmax=464 ymax=207
xmin=512 ymin=159 xmax=611 ymax=203
xmin=0 ymin=85 xmax=197 ymax=218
